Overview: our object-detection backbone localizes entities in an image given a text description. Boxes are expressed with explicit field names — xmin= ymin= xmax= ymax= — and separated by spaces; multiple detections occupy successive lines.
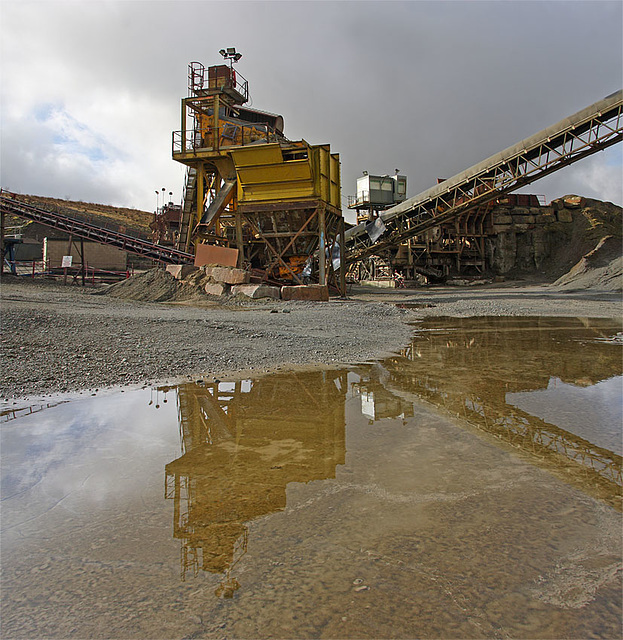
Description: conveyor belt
xmin=0 ymin=192 xmax=194 ymax=264
xmin=345 ymin=90 xmax=623 ymax=263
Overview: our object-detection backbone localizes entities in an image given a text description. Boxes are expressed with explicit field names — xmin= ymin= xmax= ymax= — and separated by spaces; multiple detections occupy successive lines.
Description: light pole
xmin=155 ymin=190 xmax=159 ymax=213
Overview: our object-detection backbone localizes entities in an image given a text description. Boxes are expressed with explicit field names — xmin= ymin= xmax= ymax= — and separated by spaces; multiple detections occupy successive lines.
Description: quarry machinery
xmin=2 ymin=58 xmax=619 ymax=289
xmin=344 ymin=90 xmax=623 ymax=277
xmin=172 ymin=50 xmax=344 ymax=291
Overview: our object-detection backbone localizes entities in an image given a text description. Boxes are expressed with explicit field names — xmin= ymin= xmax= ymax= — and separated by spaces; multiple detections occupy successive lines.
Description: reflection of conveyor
xmin=379 ymin=317 xmax=623 ymax=509
xmin=345 ymin=90 xmax=623 ymax=264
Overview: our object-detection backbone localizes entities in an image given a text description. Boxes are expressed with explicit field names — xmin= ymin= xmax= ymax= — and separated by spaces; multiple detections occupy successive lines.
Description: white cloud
xmin=1 ymin=1 xmax=621 ymax=210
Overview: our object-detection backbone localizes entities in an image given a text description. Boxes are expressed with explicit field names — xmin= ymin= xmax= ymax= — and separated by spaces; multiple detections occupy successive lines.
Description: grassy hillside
xmin=8 ymin=193 xmax=154 ymax=237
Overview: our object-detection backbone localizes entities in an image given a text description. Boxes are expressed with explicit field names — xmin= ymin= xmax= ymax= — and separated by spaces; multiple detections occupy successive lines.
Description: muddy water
xmin=1 ymin=317 xmax=621 ymax=639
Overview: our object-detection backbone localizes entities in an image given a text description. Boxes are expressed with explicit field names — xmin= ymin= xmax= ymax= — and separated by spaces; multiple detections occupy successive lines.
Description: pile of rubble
xmin=104 ymin=264 xmax=330 ymax=303
xmin=553 ymin=235 xmax=622 ymax=291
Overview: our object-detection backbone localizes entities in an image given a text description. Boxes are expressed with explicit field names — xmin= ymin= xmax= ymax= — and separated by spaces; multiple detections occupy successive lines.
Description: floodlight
xmin=219 ymin=47 xmax=242 ymax=65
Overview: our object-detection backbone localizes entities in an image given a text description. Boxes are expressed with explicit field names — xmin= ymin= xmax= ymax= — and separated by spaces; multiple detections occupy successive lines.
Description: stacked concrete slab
xmin=166 ymin=264 xmax=330 ymax=301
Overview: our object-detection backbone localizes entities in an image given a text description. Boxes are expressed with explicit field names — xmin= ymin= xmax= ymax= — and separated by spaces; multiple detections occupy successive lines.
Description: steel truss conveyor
xmin=345 ymin=90 xmax=623 ymax=264
xmin=0 ymin=192 xmax=194 ymax=265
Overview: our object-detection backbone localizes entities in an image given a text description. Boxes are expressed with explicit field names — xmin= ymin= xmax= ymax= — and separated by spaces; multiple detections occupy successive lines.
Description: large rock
xmin=232 ymin=284 xmax=281 ymax=299
xmin=204 ymin=282 xmax=228 ymax=296
xmin=204 ymin=266 xmax=250 ymax=285
xmin=166 ymin=264 xmax=198 ymax=280
xmin=281 ymin=285 xmax=329 ymax=301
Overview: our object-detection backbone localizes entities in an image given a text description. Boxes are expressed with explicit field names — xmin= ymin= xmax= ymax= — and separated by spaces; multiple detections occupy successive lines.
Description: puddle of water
xmin=1 ymin=318 xmax=621 ymax=639
xmin=507 ymin=375 xmax=623 ymax=455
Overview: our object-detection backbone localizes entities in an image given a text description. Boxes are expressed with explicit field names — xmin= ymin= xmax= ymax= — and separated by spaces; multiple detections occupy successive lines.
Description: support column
xmin=79 ymin=238 xmax=85 ymax=286
xmin=339 ymin=215 xmax=346 ymax=297
xmin=213 ymin=95 xmax=220 ymax=151
xmin=195 ymin=162 xmax=204 ymax=252
xmin=0 ymin=208 xmax=5 ymax=276
xmin=235 ymin=209 xmax=244 ymax=267
xmin=64 ymin=235 xmax=73 ymax=285
xmin=318 ymin=206 xmax=326 ymax=285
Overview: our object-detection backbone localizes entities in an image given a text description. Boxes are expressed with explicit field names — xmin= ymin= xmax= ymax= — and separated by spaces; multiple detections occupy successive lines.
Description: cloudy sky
xmin=1 ymin=0 xmax=621 ymax=217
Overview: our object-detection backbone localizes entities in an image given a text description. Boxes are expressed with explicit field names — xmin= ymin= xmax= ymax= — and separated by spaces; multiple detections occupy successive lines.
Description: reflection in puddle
xmin=1 ymin=317 xmax=621 ymax=639
xmin=162 ymin=372 xmax=347 ymax=595
xmin=386 ymin=316 xmax=623 ymax=508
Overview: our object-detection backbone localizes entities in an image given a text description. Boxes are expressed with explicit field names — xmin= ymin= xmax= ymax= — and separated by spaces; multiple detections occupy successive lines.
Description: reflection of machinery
xmin=172 ymin=49 xmax=345 ymax=292
xmin=163 ymin=371 xmax=347 ymax=594
xmin=382 ymin=317 xmax=623 ymax=509
xmin=351 ymin=364 xmax=414 ymax=423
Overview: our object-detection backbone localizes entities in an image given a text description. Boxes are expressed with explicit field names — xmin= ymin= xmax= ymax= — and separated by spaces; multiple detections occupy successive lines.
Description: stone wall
xmin=486 ymin=198 xmax=578 ymax=275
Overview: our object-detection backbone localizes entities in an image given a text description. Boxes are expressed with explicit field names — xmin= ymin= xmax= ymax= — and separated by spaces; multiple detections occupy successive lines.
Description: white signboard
xmin=61 ymin=255 xmax=73 ymax=268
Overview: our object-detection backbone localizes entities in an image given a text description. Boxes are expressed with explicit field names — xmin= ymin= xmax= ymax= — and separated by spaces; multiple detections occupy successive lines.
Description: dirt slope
xmin=553 ymin=235 xmax=622 ymax=291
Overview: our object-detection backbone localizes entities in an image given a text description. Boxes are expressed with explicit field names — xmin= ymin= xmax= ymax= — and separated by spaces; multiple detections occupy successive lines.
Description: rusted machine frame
xmin=237 ymin=200 xmax=343 ymax=290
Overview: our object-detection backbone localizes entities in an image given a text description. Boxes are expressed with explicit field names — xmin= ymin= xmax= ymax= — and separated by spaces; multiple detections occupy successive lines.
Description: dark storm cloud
xmin=1 ymin=1 xmax=621 ymax=211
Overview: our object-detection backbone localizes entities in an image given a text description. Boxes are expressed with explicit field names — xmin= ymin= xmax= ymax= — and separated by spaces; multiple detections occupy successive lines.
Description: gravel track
xmin=1 ymin=277 xmax=621 ymax=400
xmin=1 ymin=278 xmax=413 ymax=399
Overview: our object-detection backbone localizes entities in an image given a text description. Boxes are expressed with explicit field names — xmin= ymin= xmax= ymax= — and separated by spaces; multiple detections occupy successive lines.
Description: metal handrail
xmin=172 ymin=123 xmax=281 ymax=155
xmin=188 ymin=61 xmax=249 ymax=103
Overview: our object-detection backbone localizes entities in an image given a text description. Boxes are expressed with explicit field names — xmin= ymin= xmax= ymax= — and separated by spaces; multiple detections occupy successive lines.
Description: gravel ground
xmin=1 ymin=276 xmax=621 ymax=400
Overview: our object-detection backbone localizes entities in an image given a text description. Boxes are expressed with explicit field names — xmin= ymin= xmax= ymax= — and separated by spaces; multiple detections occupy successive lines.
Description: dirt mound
xmin=542 ymin=196 xmax=622 ymax=282
xmin=552 ymin=235 xmax=622 ymax=291
xmin=102 ymin=268 xmax=209 ymax=302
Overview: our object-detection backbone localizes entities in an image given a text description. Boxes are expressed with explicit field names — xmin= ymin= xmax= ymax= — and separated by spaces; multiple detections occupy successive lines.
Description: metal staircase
xmin=177 ymin=167 xmax=197 ymax=253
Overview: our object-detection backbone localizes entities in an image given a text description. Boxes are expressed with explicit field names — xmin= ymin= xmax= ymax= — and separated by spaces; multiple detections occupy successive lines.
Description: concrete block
xmin=204 ymin=266 xmax=250 ymax=285
xmin=537 ymin=213 xmax=556 ymax=224
xmin=194 ymin=244 xmax=238 ymax=267
xmin=166 ymin=264 xmax=198 ymax=280
xmin=281 ymin=285 xmax=329 ymax=301
xmin=513 ymin=207 xmax=529 ymax=216
xmin=492 ymin=224 xmax=513 ymax=234
xmin=510 ymin=215 xmax=535 ymax=224
xmin=556 ymin=209 xmax=573 ymax=223
xmin=232 ymin=284 xmax=281 ymax=299
xmin=360 ymin=279 xmax=396 ymax=289
xmin=494 ymin=214 xmax=513 ymax=225
xmin=204 ymin=282 xmax=228 ymax=296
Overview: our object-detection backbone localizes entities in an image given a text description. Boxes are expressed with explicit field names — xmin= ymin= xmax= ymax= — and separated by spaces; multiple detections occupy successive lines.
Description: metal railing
xmin=188 ymin=62 xmax=249 ymax=103
xmin=172 ymin=122 xmax=281 ymax=155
